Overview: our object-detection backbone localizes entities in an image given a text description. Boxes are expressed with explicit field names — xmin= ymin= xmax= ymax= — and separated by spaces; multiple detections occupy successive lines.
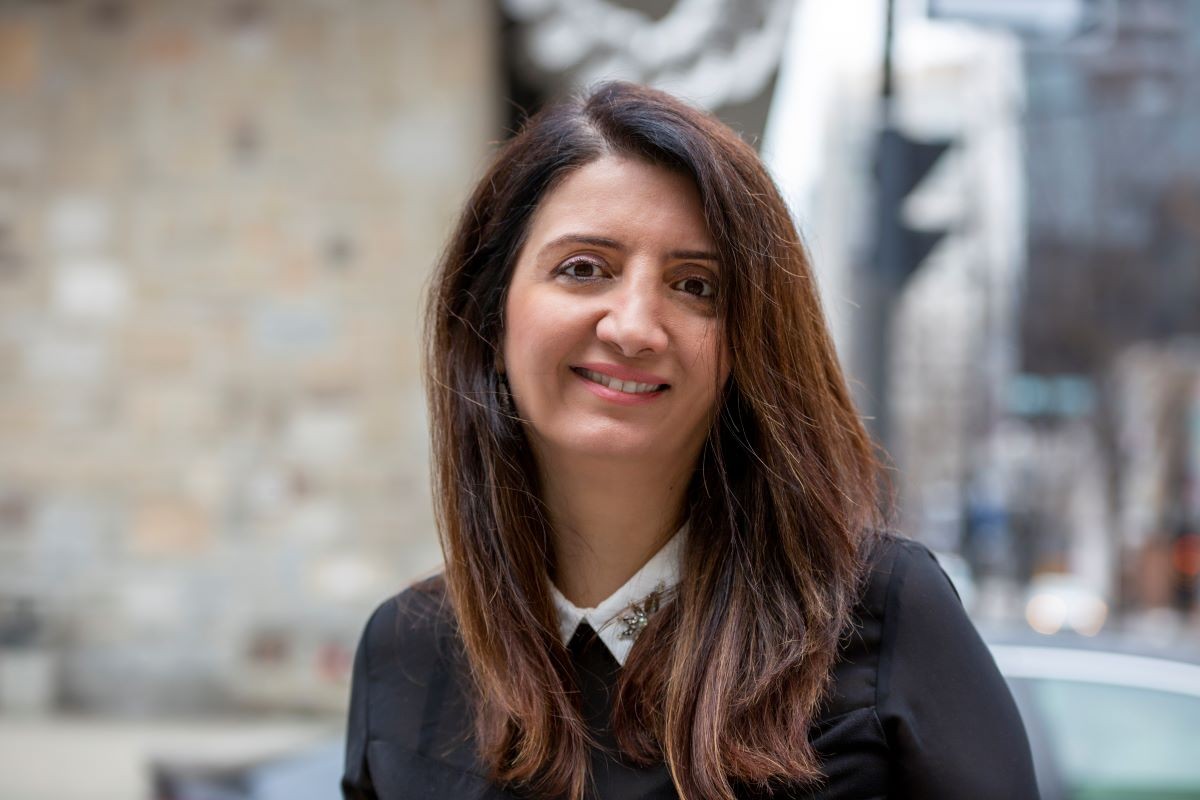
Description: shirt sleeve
xmin=876 ymin=539 xmax=1041 ymax=799
xmin=341 ymin=604 xmax=382 ymax=800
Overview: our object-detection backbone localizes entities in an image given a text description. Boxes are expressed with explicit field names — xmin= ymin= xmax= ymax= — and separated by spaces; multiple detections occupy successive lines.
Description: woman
xmin=342 ymin=82 xmax=1040 ymax=800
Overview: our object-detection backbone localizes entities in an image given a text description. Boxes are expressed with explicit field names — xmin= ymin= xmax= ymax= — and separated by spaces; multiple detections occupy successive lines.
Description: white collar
xmin=549 ymin=521 xmax=687 ymax=666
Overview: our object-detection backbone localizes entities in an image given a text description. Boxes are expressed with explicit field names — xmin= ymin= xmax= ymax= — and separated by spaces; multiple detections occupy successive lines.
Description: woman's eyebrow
xmin=541 ymin=233 xmax=623 ymax=253
xmin=670 ymin=248 xmax=719 ymax=262
xmin=540 ymin=233 xmax=718 ymax=262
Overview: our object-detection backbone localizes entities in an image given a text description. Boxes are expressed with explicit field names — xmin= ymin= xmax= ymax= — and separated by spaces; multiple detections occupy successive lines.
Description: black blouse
xmin=341 ymin=534 xmax=1041 ymax=799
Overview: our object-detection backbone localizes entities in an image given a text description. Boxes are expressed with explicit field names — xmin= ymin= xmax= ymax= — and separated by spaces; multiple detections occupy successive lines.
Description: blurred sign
xmin=928 ymin=0 xmax=1098 ymax=37
xmin=1006 ymin=373 xmax=1096 ymax=418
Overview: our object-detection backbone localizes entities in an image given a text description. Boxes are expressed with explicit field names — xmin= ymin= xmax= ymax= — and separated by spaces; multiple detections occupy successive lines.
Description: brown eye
xmin=675 ymin=276 xmax=716 ymax=298
xmin=558 ymin=258 xmax=606 ymax=280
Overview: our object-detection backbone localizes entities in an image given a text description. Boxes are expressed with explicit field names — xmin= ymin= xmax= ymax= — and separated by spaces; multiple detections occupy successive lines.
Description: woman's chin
xmin=542 ymin=433 xmax=673 ymax=464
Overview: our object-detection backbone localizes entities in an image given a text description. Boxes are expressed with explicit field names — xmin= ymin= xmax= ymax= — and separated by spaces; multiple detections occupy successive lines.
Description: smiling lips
xmin=570 ymin=363 xmax=670 ymax=405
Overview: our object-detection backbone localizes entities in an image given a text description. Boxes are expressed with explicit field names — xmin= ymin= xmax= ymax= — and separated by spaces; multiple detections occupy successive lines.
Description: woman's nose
xmin=594 ymin=277 xmax=669 ymax=358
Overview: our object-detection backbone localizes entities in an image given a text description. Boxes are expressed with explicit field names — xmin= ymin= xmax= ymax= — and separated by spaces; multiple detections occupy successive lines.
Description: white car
xmin=989 ymin=634 xmax=1200 ymax=800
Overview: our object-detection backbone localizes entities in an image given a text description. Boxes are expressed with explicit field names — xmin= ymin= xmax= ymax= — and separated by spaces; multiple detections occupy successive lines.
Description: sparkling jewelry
xmin=615 ymin=581 xmax=667 ymax=641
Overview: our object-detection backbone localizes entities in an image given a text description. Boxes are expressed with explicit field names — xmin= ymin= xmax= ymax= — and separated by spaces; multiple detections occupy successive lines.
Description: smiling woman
xmin=341 ymin=82 xmax=1040 ymax=800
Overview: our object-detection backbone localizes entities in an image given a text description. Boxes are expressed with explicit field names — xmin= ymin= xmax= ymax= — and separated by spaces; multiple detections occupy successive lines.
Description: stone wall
xmin=0 ymin=0 xmax=499 ymax=714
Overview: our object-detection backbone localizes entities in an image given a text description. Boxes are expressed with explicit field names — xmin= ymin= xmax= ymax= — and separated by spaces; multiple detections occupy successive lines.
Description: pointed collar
xmin=549 ymin=521 xmax=687 ymax=666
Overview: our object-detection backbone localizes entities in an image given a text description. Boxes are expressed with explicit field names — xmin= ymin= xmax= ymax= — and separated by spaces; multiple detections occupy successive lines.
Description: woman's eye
xmin=558 ymin=259 xmax=605 ymax=280
xmin=675 ymin=276 xmax=716 ymax=298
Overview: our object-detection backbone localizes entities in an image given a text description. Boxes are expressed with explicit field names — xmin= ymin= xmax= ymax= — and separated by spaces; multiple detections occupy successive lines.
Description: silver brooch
xmin=614 ymin=581 xmax=667 ymax=641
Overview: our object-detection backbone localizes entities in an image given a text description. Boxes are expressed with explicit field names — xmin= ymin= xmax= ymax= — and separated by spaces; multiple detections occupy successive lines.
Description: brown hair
xmin=422 ymin=81 xmax=885 ymax=800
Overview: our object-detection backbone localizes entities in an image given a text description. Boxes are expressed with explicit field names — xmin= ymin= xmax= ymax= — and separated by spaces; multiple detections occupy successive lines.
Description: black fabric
xmin=341 ymin=534 xmax=1041 ymax=799
xmin=567 ymin=622 xmax=680 ymax=799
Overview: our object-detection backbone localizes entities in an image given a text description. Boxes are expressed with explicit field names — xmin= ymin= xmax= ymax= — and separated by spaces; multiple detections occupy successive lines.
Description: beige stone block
xmin=0 ymin=128 xmax=43 ymax=178
xmin=283 ymin=404 xmax=360 ymax=467
xmin=44 ymin=386 xmax=119 ymax=433
xmin=25 ymin=327 xmax=111 ymax=383
xmin=0 ymin=339 xmax=19 ymax=381
xmin=282 ymin=497 xmax=345 ymax=546
xmin=43 ymin=86 xmax=133 ymax=186
xmin=130 ymin=496 xmax=211 ymax=556
xmin=47 ymin=196 xmax=111 ymax=255
xmin=0 ymin=488 xmax=32 ymax=546
xmin=51 ymin=258 xmax=133 ymax=321
xmin=125 ymin=382 xmax=218 ymax=440
xmin=138 ymin=28 xmax=198 ymax=67
xmin=0 ymin=22 xmax=39 ymax=93
xmin=181 ymin=454 xmax=226 ymax=511
xmin=0 ymin=396 xmax=43 ymax=436
xmin=123 ymin=322 xmax=195 ymax=374
xmin=297 ymin=357 xmax=357 ymax=397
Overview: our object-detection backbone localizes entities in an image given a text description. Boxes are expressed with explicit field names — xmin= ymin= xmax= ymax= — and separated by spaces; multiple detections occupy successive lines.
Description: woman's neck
xmin=539 ymin=453 xmax=690 ymax=608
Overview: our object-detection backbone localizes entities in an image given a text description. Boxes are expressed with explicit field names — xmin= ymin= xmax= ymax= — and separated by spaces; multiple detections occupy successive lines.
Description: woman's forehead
xmin=523 ymin=155 xmax=715 ymax=253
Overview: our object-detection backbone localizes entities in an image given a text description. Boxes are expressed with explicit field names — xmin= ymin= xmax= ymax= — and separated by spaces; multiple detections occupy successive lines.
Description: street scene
xmin=0 ymin=0 xmax=1198 ymax=798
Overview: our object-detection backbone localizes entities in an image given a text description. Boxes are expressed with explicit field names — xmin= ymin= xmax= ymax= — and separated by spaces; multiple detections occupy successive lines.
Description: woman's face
xmin=501 ymin=154 xmax=730 ymax=468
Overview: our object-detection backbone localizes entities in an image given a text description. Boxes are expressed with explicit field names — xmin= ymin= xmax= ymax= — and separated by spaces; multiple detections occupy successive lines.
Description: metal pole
xmin=864 ymin=0 xmax=899 ymax=451
xmin=883 ymin=0 xmax=896 ymax=102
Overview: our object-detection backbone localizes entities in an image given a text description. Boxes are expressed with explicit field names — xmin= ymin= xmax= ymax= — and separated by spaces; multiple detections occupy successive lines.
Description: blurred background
xmin=0 ymin=0 xmax=1198 ymax=798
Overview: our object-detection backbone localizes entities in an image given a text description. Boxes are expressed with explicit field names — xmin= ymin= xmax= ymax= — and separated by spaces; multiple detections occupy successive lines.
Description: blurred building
xmin=767 ymin=0 xmax=1200 ymax=635
xmin=1021 ymin=0 xmax=1200 ymax=377
xmin=904 ymin=0 xmax=1200 ymax=626
xmin=1016 ymin=0 xmax=1200 ymax=621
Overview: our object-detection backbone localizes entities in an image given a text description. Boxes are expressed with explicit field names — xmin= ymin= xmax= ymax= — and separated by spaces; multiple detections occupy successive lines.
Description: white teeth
xmin=577 ymin=368 xmax=663 ymax=394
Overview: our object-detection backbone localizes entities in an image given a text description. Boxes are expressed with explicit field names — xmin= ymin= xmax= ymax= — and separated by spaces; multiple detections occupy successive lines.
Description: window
xmin=1030 ymin=678 xmax=1200 ymax=799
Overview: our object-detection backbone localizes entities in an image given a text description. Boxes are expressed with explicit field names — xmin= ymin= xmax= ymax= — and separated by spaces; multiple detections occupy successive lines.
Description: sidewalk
xmin=0 ymin=715 xmax=341 ymax=800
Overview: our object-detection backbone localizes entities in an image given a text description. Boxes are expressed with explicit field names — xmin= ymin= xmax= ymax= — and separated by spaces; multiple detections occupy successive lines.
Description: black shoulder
xmin=344 ymin=572 xmax=471 ymax=789
xmin=870 ymin=536 xmax=1040 ymax=798
xmin=349 ymin=572 xmax=469 ymax=742
xmin=359 ymin=572 xmax=457 ymax=681
xmin=890 ymin=535 xmax=960 ymax=596
xmin=852 ymin=532 xmax=949 ymax=622
xmin=827 ymin=533 xmax=928 ymax=711
xmin=364 ymin=573 xmax=452 ymax=643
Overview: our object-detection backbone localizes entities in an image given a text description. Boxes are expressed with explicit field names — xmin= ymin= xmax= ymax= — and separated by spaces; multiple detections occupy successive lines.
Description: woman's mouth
xmin=570 ymin=367 xmax=669 ymax=405
xmin=572 ymin=367 xmax=669 ymax=395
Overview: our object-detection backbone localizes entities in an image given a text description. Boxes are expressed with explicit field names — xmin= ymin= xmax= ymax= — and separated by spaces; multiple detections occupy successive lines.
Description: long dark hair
xmin=422 ymin=81 xmax=885 ymax=800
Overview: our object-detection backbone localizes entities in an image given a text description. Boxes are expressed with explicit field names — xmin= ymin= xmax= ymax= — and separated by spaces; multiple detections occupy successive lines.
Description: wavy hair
xmin=422 ymin=81 xmax=885 ymax=800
